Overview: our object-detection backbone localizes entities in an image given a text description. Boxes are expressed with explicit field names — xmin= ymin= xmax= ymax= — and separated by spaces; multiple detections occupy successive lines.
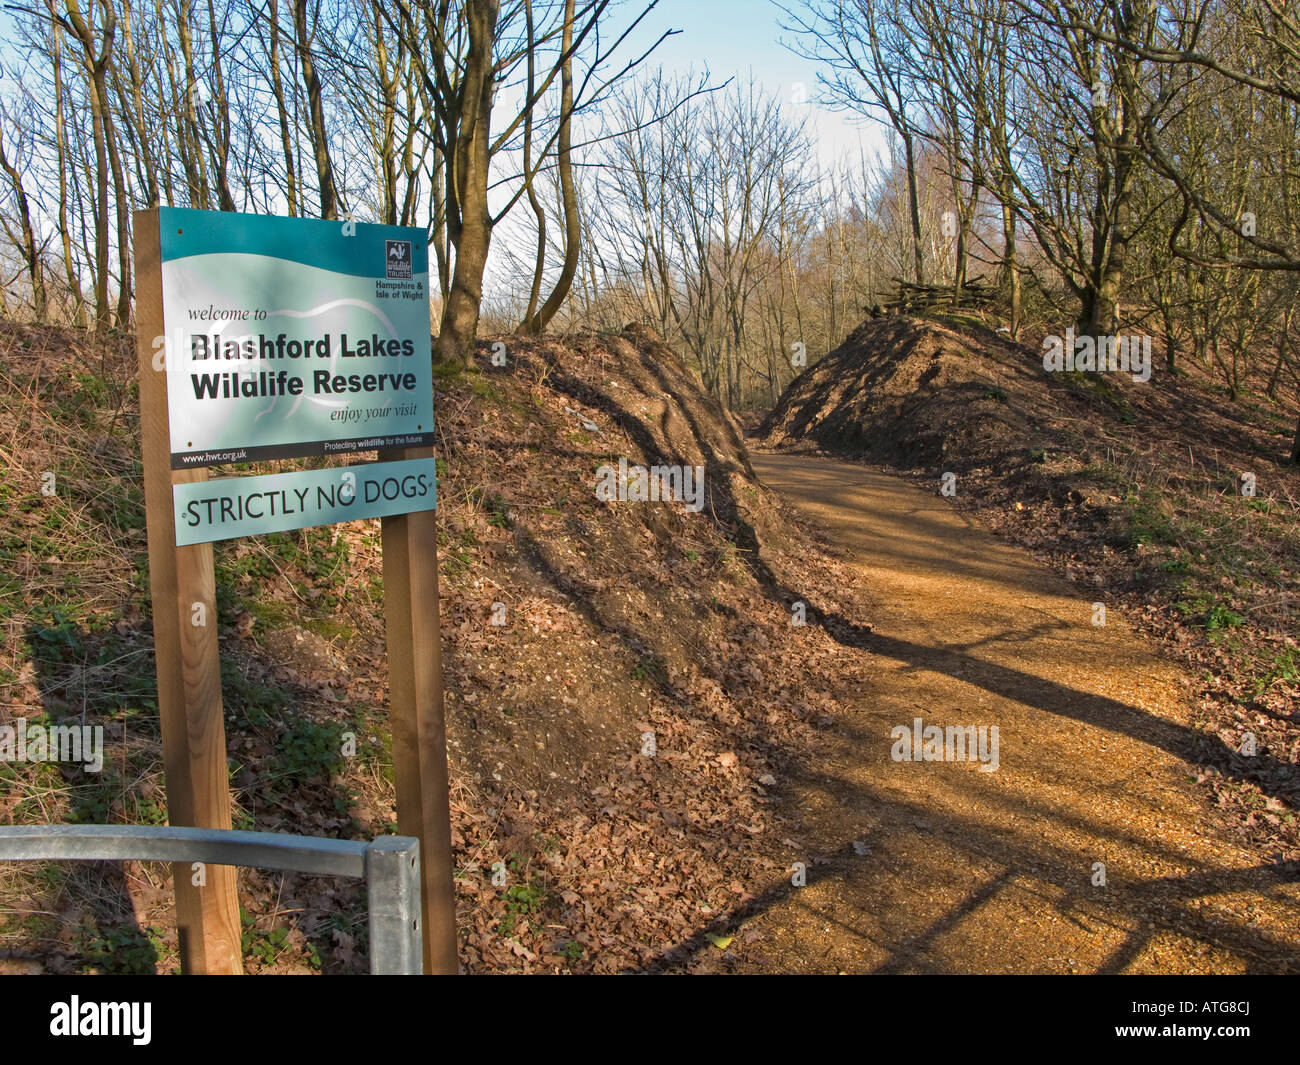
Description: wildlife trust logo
xmin=385 ymin=239 xmax=412 ymax=279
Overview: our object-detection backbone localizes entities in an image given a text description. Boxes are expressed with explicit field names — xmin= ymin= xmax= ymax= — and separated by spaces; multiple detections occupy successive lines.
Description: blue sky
xmin=614 ymin=0 xmax=886 ymax=170
xmin=480 ymin=0 xmax=890 ymax=300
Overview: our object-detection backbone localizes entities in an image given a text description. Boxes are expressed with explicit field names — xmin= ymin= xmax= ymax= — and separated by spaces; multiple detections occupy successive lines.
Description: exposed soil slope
xmin=762 ymin=315 xmax=1048 ymax=471
xmin=0 ymin=320 xmax=868 ymax=974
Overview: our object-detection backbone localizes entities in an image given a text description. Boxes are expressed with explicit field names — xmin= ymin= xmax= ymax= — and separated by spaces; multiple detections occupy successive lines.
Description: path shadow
xmin=15 ymin=610 xmax=371 ymax=974
xmin=9 ymin=618 xmax=159 ymax=972
xmin=641 ymin=749 xmax=1300 ymax=973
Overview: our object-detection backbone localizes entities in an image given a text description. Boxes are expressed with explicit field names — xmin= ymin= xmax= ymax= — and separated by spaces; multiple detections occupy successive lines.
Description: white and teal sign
xmin=158 ymin=206 xmax=435 ymax=468
xmin=173 ymin=458 xmax=437 ymax=546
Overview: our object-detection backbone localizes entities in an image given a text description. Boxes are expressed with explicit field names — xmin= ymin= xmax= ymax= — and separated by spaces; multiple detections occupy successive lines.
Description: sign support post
xmin=380 ymin=446 xmax=457 ymax=973
xmin=134 ymin=209 xmax=244 ymax=973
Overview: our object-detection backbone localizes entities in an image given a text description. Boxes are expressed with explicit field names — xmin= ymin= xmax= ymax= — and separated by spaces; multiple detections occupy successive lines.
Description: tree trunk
xmin=435 ymin=0 xmax=498 ymax=364
xmin=1001 ymin=197 xmax=1020 ymax=338
xmin=293 ymin=0 xmax=339 ymax=219
xmin=0 ymin=131 xmax=47 ymax=320
xmin=59 ymin=0 xmax=113 ymax=333
xmin=903 ymin=131 xmax=924 ymax=284
xmin=430 ymin=147 xmax=449 ymax=301
xmin=519 ymin=0 xmax=546 ymax=329
xmin=1266 ymin=299 xmax=1293 ymax=397
xmin=51 ymin=24 xmax=87 ymax=327
xmin=173 ymin=0 xmax=212 ymax=207
xmin=117 ymin=0 xmax=158 ymax=207
xmin=106 ymin=95 xmax=132 ymax=325
xmin=202 ymin=0 xmax=236 ymax=212
xmin=1161 ymin=293 xmax=1179 ymax=374
xmin=267 ymin=0 xmax=299 ymax=215
xmin=372 ymin=2 xmax=399 ymax=224
xmin=522 ymin=0 xmax=579 ymax=336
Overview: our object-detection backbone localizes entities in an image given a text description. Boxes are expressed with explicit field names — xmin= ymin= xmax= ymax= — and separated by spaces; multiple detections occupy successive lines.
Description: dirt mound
xmin=0 ymin=318 xmax=872 ymax=974
xmin=760 ymin=315 xmax=1060 ymax=471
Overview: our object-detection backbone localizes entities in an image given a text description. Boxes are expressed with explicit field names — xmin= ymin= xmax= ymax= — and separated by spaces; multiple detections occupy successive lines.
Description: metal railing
xmin=0 ymin=824 xmax=423 ymax=974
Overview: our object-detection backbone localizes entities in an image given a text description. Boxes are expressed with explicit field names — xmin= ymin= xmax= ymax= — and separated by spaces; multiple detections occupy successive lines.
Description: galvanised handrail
xmin=0 ymin=824 xmax=423 ymax=975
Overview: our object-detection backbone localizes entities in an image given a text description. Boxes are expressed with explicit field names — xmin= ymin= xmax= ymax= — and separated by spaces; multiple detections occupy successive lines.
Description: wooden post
xmin=134 ymin=208 xmax=244 ymax=974
xmin=380 ymin=444 xmax=457 ymax=974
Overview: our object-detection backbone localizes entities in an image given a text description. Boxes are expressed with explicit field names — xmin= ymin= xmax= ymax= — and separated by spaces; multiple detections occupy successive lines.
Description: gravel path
xmin=737 ymin=451 xmax=1299 ymax=974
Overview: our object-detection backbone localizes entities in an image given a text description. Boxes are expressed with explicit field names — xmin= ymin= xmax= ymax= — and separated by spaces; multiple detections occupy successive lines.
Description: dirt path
xmin=737 ymin=451 xmax=1299 ymax=974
